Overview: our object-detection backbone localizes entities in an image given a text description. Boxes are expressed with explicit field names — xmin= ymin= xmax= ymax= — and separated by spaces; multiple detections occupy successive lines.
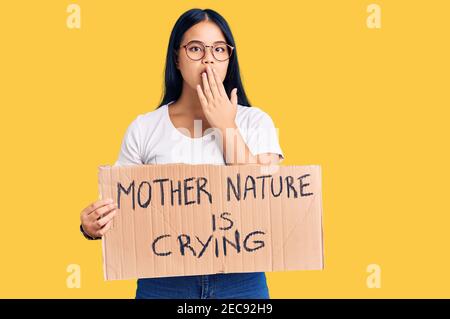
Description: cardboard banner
xmin=98 ymin=164 xmax=324 ymax=280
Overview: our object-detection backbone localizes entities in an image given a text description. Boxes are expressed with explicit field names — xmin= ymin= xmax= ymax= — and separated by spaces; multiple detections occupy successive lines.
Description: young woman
xmin=80 ymin=8 xmax=284 ymax=299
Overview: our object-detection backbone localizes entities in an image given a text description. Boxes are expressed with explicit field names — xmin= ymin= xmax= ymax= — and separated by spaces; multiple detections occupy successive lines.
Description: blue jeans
xmin=135 ymin=272 xmax=270 ymax=299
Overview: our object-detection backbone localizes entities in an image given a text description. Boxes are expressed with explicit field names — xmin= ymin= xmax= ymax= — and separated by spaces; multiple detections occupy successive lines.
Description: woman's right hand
xmin=80 ymin=198 xmax=118 ymax=239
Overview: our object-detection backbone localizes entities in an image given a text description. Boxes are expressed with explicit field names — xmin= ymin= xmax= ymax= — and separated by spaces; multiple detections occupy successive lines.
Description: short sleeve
xmin=244 ymin=108 xmax=285 ymax=163
xmin=113 ymin=118 xmax=144 ymax=167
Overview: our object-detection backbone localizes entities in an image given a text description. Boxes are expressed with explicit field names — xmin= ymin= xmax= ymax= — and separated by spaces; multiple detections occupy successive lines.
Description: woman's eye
xmin=189 ymin=46 xmax=201 ymax=52
xmin=215 ymin=47 xmax=225 ymax=53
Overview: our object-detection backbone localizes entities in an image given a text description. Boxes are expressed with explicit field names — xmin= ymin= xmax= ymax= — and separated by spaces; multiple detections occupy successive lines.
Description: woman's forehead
xmin=183 ymin=21 xmax=226 ymax=44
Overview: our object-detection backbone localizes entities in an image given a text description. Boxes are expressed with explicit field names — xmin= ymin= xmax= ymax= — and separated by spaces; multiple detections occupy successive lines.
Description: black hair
xmin=157 ymin=8 xmax=251 ymax=108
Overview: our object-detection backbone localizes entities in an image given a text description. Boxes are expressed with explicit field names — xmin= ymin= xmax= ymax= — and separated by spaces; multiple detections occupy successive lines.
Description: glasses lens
xmin=186 ymin=42 xmax=205 ymax=60
xmin=213 ymin=43 xmax=232 ymax=61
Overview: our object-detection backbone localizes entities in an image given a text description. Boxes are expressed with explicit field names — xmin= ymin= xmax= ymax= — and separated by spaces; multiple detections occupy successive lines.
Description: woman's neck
xmin=171 ymin=83 xmax=205 ymax=117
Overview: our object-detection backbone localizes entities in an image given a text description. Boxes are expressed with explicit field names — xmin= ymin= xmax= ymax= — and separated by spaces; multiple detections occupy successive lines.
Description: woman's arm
xmin=220 ymin=124 xmax=281 ymax=165
xmin=196 ymin=65 xmax=283 ymax=166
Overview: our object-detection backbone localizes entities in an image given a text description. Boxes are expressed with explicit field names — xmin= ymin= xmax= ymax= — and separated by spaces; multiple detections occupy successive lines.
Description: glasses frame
xmin=178 ymin=40 xmax=235 ymax=62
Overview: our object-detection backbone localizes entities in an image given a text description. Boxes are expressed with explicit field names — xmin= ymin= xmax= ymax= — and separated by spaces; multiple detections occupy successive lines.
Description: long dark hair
xmin=157 ymin=8 xmax=251 ymax=108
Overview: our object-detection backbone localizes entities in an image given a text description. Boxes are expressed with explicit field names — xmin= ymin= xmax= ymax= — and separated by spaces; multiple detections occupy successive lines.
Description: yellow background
xmin=0 ymin=0 xmax=449 ymax=298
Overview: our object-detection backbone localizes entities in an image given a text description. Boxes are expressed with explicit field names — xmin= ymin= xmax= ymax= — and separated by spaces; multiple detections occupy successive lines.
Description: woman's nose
xmin=202 ymin=48 xmax=215 ymax=64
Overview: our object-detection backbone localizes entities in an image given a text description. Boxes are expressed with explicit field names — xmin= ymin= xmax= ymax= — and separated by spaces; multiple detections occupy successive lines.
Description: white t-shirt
xmin=114 ymin=101 xmax=284 ymax=166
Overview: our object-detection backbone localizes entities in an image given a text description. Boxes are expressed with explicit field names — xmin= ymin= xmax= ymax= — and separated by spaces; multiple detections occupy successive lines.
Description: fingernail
xmin=107 ymin=198 xmax=113 ymax=203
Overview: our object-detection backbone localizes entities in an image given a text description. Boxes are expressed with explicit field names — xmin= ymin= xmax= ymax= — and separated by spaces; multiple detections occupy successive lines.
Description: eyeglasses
xmin=178 ymin=40 xmax=234 ymax=62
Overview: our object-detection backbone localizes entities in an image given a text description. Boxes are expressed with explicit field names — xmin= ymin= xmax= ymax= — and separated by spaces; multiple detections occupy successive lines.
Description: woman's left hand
xmin=196 ymin=65 xmax=238 ymax=132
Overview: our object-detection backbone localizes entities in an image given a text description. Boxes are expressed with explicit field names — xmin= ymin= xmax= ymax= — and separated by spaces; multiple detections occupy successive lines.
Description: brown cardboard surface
xmin=98 ymin=164 xmax=324 ymax=280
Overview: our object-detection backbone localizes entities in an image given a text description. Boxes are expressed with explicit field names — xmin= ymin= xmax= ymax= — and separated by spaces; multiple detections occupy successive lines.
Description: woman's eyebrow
xmin=190 ymin=39 xmax=227 ymax=44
